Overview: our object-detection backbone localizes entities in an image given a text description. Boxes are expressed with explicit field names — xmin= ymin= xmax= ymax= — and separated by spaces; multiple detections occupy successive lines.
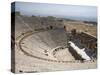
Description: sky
xmin=12 ymin=2 xmax=97 ymax=21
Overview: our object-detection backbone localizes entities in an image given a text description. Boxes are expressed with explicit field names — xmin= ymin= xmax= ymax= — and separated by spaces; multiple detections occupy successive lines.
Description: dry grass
xmin=64 ymin=21 xmax=97 ymax=37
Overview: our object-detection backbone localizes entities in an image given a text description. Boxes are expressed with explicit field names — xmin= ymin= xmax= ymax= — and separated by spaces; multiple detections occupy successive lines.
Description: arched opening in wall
xmin=50 ymin=26 xmax=53 ymax=29
xmin=71 ymin=29 xmax=76 ymax=36
xmin=19 ymin=70 xmax=23 ymax=73
xmin=64 ymin=26 xmax=66 ymax=29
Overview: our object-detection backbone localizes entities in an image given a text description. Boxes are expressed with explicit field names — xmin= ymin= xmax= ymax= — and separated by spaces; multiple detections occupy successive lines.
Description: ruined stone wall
xmin=39 ymin=17 xmax=64 ymax=28
xmin=77 ymin=32 xmax=97 ymax=50
xmin=72 ymin=32 xmax=97 ymax=50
